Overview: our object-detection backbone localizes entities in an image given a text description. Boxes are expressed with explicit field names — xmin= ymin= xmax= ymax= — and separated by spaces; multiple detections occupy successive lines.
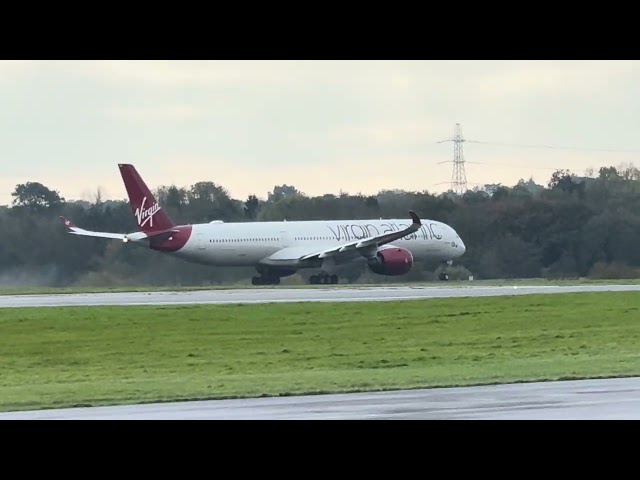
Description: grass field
xmin=1 ymin=277 xmax=640 ymax=296
xmin=1 ymin=291 xmax=640 ymax=412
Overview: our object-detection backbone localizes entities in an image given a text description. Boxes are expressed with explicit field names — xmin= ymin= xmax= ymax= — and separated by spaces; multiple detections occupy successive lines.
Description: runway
xmin=2 ymin=377 xmax=639 ymax=419
xmin=1 ymin=284 xmax=640 ymax=308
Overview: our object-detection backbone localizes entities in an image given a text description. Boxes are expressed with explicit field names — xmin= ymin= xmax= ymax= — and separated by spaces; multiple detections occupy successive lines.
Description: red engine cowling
xmin=367 ymin=247 xmax=414 ymax=276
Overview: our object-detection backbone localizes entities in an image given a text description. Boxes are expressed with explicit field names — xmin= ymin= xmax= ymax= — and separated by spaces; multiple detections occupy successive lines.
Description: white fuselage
xmin=170 ymin=218 xmax=465 ymax=267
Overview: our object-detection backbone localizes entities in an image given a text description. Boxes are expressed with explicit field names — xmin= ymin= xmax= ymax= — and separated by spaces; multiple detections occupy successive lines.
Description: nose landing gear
xmin=439 ymin=259 xmax=454 ymax=281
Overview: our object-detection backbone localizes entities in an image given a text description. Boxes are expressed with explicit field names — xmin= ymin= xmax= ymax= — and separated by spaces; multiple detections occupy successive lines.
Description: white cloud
xmin=70 ymin=60 xmax=307 ymax=88
xmin=2 ymin=60 xmax=640 ymax=207
xmin=61 ymin=60 xmax=466 ymax=95
xmin=105 ymin=105 xmax=209 ymax=122
xmin=0 ymin=60 xmax=36 ymax=70
xmin=331 ymin=119 xmax=447 ymax=144
xmin=0 ymin=60 xmax=38 ymax=83
xmin=473 ymin=60 xmax=640 ymax=97
xmin=390 ymin=73 xmax=412 ymax=91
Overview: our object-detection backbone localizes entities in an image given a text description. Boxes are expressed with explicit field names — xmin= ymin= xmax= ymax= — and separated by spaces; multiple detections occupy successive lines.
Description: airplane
xmin=60 ymin=164 xmax=466 ymax=285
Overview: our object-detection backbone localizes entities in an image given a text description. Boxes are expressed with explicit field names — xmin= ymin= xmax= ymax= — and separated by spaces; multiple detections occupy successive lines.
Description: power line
xmin=432 ymin=128 xmax=618 ymax=192
xmin=463 ymin=139 xmax=640 ymax=154
xmin=462 ymin=161 xmax=558 ymax=171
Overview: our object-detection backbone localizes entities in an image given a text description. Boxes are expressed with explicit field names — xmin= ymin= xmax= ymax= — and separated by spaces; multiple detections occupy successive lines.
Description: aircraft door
xmin=195 ymin=232 xmax=206 ymax=250
xmin=279 ymin=229 xmax=293 ymax=248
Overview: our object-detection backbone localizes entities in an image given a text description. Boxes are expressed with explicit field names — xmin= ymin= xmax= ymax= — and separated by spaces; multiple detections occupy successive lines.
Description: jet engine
xmin=367 ymin=247 xmax=413 ymax=276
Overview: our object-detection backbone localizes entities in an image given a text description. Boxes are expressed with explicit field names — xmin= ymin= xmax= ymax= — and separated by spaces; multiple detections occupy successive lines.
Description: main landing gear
xmin=309 ymin=273 xmax=339 ymax=285
xmin=439 ymin=259 xmax=454 ymax=281
xmin=251 ymin=276 xmax=281 ymax=285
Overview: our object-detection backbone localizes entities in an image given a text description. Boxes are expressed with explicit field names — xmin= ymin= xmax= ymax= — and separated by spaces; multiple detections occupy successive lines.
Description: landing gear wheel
xmin=330 ymin=274 xmax=338 ymax=284
xmin=439 ymin=272 xmax=449 ymax=281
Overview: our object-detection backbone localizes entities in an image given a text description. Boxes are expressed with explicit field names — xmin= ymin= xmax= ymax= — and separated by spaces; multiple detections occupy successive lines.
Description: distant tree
xmin=598 ymin=166 xmax=620 ymax=181
xmin=517 ymin=177 xmax=545 ymax=196
xmin=461 ymin=188 xmax=489 ymax=204
xmin=491 ymin=186 xmax=510 ymax=202
xmin=8 ymin=159 xmax=640 ymax=288
xmin=365 ymin=195 xmax=379 ymax=210
xmin=548 ymin=169 xmax=572 ymax=189
xmin=483 ymin=183 xmax=503 ymax=196
xmin=93 ymin=186 xmax=104 ymax=205
xmin=617 ymin=162 xmax=640 ymax=181
xmin=187 ymin=181 xmax=239 ymax=222
xmin=166 ymin=185 xmax=187 ymax=210
xmin=547 ymin=169 xmax=586 ymax=197
xmin=268 ymin=185 xmax=303 ymax=202
xmin=244 ymin=195 xmax=260 ymax=220
xmin=11 ymin=182 xmax=65 ymax=213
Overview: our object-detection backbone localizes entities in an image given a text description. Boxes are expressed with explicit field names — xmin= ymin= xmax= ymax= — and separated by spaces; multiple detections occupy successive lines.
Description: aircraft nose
xmin=459 ymin=239 xmax=466 ymax=255
xmin=454 ymin=234 xmax=465 ymax=255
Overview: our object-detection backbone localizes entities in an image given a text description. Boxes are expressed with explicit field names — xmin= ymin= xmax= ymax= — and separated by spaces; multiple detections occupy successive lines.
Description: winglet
xmin=59 ymin=216 xmax=77 ymax=231
xmin=409 ymin=210 xmax=421 ymax=226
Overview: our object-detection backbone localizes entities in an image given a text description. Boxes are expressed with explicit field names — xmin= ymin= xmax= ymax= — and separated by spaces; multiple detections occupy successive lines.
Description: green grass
xmin=2 ymin=277 xmax=640 ymax=296
xmin=1 ymin=291 xmax=640 ymax=412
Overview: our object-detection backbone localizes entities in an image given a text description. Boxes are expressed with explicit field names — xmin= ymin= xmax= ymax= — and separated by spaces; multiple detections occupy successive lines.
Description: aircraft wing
xmin=262 ymin=211 xmax=422 ymax=265
xmin=300 ymin=210 xmax=422 ymax=261
xmin=59 ymin=217 xmax=177 ymax=242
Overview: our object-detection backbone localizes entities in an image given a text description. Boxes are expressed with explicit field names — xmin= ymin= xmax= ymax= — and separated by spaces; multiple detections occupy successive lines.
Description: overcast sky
xmin=1 ymin=60 xmax=639 ymax=206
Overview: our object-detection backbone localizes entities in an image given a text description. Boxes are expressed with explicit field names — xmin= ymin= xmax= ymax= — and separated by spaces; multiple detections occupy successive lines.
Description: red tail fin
xmin=118 ymin=164 xmax=174 ymax=233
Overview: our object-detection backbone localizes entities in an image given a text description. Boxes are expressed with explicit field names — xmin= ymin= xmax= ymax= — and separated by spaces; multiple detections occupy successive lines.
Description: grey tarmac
xmin=2 ymin=377 xmax=640 ymax=419
xmin=1 ymin=284 xmax=640 ymax=308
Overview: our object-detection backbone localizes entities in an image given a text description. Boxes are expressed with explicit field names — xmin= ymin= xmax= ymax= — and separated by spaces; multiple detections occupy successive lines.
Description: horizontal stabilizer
xmin=60 ymin=216 xmax=127 ymax=240
xmin=59 ymin=216 xmax=178 ymax=243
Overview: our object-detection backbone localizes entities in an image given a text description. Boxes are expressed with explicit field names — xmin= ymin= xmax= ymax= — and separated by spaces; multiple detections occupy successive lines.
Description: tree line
xmin=2 ymin=163 xmax=640 ymax=287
